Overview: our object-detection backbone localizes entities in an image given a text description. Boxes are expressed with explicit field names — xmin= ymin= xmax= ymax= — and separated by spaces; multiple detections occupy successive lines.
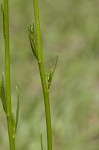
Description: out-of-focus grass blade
xmin=0 ymin=80 xmax=1 ymax=99
xmin=40 ymin=133 xmax=44 ymax=150
xmin=1 ymin=3 xmax=5 ymax=39
xmin=0 ymin=73 xmax=6 ymax=113
xmin=15 ymin=86 xmax=19 ymax=132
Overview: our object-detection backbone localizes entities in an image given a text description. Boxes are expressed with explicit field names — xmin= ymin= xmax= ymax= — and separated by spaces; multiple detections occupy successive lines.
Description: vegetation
xmin=0 ymin=0 xmax=19 ymax=150
xmin=0 ymin=0 xmax=99 ymax=150
xmin=28 ymin=0 xmax=58 ymax=150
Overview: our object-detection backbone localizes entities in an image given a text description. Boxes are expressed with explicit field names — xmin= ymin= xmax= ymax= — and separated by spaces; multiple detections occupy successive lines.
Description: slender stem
xmin=33 ymin=0 xmax=52 ymax=150
xmin=4 ymin=0 xmax=15 ymax=149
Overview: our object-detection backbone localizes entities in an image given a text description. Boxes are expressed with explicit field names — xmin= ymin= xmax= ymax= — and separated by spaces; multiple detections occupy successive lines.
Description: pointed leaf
xmin=51 ymin=55 xmax=58 ymax=78
xmin=12 ymin=112 xmax=16 ymax=138
xmin=29 ymin=34 xmax=38 ymax=60
xmin=47 ymin=56 xmax=58 ymax=90
xmin=47 ymin=69 xmax=52 ymax=90
xmin=15 ymin=86 xmax=19 ymax=132
xmin=0 ymin=73 xmax=6 ymax=113
xmin=28 ymin=23 xmax=38 ymax=60
xmin=40 ymin=133 xmax=44 ymax=150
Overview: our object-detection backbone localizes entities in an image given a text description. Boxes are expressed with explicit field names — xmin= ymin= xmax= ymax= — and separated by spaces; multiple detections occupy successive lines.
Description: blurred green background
xmin=0 ymin=0 xmax=99 ymax=149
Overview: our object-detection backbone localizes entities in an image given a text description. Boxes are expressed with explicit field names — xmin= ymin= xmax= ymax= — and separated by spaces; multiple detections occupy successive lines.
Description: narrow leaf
xmin=15 ymin=86 xmax=19 ymax=132
xmin=40 ymin=133 xmax=44 ymax=150
xmin=28 ymin=23 xmax=38 ymax=60
xmin=0 ymin=80 xmax=1 ymax=99
xmin=47 ymin=69 xmax=52 ymax=90
xmin=12 ymin=112 xmax=16 ymax=138
xmin=29 ymin=34 xmax=38 ymax=60
xmin=47 ymin=56 xmax=58 ymax=90
xmin=1 ymin=3 xmax=5 ymax=39
xmin=0 ymin=73 xmax=6 ymax=113
xmin=51 ymin=55 xmax=58 ymax=78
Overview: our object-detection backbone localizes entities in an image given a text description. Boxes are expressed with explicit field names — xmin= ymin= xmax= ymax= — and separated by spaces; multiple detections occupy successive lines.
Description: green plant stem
xmin=33 ymin=0 xmax=52 ymax=150
xmin=4 ymin=0 xmax=15 ymax=149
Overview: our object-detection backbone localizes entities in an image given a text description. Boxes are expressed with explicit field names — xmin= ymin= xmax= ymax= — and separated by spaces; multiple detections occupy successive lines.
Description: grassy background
xmin=0 ymin=0 xmax=99 ymax=149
